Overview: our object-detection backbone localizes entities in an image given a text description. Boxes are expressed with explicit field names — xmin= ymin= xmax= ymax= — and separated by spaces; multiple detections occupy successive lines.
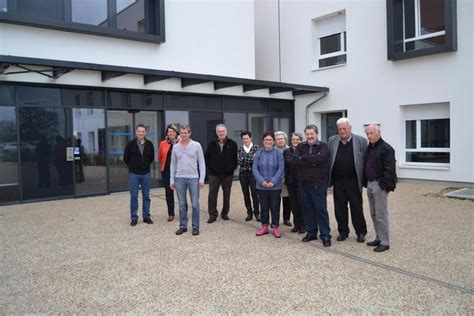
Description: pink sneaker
xmin=273 ymin=227 xmax=281 ymax=238
xmin=256 ymin=225 xmax=269 ymax=236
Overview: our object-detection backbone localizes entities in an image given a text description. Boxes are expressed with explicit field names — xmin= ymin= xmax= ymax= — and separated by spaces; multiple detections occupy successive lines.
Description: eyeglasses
xmin=264 ymin=138 xmax=274 ymax=142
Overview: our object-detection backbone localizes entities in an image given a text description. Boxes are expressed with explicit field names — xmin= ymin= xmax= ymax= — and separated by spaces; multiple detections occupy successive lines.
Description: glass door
xmin=0 ymin=107 xmax=20 ymax=203
xmin=19 ymin=107 xmax=74 ymax=200
xmin=135 ymin=111 xmax=162 ymax=187
xmin=72 ymin=108 xmax=107 ymax=195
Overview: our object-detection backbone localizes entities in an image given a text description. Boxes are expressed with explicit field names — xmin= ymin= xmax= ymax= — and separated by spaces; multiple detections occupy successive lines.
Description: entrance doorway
xmin=107 ymin=110 xmax=162 ymax=192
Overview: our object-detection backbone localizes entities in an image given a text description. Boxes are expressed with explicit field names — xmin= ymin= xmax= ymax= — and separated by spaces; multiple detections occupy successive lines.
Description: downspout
xmin=305 ymin=91 xmax=328 ymax=126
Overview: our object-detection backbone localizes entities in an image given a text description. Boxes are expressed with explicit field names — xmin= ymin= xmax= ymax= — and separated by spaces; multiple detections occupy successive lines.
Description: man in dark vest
xmin=328 ymin=118 xmax=368 ymax=243
xmin=205 ymin=124 xmax=238 ymax=223
xmin=123 ymin=124 xmax=155 ymax=226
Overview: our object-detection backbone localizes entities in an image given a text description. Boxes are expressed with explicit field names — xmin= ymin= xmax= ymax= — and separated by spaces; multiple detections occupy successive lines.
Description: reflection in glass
xmin=224 ymin=113 xmax=246 ymax=147
xmin=165 ymin=111 xmax=189 ymax=130
xmin=190 ymin=111 xmax=222 ymax=152
xmin=0 ymin=0 xmax=7 ymax=13
xmin=17 ymin=0 xmax=64 ymax=21
xmin=117 ymin=0 xmax=145 ymax=33
xmin=248 ymin=114 xmax=268 ymax=147
xmin=421 ymin=119 xmax=449 ymax=148
xmin=107 ymin=110 xmax=134 ymax=192
xmin=405 ymin=120 xmax=416 ymax=149
xmin=0 ymin=107 xmax=19 ymax=202
xmin=72 ymin=0 xmax=108 ymax=26
xmin=273 ymin=117 xmax=290 ymax=138
xmin=420 ymin=0 xmax=445 ymax=35
xmin=321 ymin=112 xmax=343 ymax=142
xmin=73 ymin=108 xmax=107 ymax=195
xmin=19 ymin=107 xmax=74 ymax=200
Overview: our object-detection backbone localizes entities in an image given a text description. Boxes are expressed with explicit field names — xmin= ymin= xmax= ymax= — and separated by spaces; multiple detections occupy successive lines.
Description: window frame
xmin=0 ymin=0 xmax=165 ymax=44
xmin=317 ymin=31 xmax=347 ymax=69
xmin=386 ymin=0 xmax=456 ymax=61
xmin=404 ymin=118 xmax=450 ymax=165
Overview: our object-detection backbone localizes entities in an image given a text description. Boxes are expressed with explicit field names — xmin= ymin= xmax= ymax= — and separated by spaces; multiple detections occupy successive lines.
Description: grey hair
xmin=274 ymin=131 xmax=288 ymax=141
xmin=215 ymin=124 xmax=227 ymax=132
xmin=304 ymin=124 xmax=319 ymax=134
xmin=179 ymin=124 xmax=192 ymax=133
xmin=336 ymin=117 xmax=351 ymax=127
xmin=290 ymin=132 xmax=303 ymax=142
xmin=365 ymin=124 xmax=381 ymax=133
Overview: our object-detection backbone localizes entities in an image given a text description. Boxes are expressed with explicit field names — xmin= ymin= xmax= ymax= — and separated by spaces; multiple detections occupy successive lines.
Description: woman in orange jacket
xmin=158 ymin=124 xmax=180 ymax=221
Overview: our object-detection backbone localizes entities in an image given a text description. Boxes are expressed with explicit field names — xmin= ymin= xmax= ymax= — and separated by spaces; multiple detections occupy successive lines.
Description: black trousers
xmin=239 ymin=171 xmax=260 ymax=215
xmin=208 ymin=174 xmax=233 ymax=218
xmin=161 ymin=168 xmax=175 ymax=216
xmin=287 ymin=183 xmax=303 ymax=229
xmin=332 ymin=177 xmax=367 ymax=236
xmin=282 ymin=196 xmax=291 ymax=221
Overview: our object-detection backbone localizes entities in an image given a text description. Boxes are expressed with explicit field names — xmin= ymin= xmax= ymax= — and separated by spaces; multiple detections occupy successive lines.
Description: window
xmin=0 ymin=107 xmax=20 ymax=203
xmin=405 ymin=119 xmax=450 ymax=163
xmin=0 ymin=0 xmax=165 ymax=43
xmin=312 ymin=11 xmax=346 ymax=70
xmin=387 ymin=0 xmax=456 ymax=60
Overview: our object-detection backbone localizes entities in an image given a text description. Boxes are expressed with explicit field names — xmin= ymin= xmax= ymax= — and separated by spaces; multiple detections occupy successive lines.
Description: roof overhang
xmin=0 ymin=55 xmax=329 ymax=98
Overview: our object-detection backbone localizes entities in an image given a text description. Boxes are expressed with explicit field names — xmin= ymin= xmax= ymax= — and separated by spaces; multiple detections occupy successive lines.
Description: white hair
xmin=365 ymin=124 xmax=381 ymax=133
xmin=336 ymin=117 xmax=351 ymax=127
xmin=215 ymin=124 xmax=227 ymax=132
xmin=274 ymin=131 xmax=288 ymax=141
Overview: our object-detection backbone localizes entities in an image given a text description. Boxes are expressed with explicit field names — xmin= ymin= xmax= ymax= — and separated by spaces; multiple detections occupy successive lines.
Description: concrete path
xmin=1 ymin=180 xmax=473 ymax=313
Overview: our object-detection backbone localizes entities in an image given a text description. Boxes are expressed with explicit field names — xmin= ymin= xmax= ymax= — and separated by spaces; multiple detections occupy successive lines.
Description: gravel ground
xmin=0 ymin=180 xmax=473 ymax=314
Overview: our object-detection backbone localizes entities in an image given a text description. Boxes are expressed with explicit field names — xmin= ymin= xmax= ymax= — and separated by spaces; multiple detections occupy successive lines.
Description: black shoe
xmin=245 ymin=214 xmax=252 ymax=221
xmin=254 ymin=213 xmax=261 ymax=222
xmin=175 ymin=228 xmax=188 ymax=235
xmin=290 ymin=227 xmax=298 ymax=233
xmin=143 ymin=218 xmax=153 ymax=224
xmin=192 ymin=228 xmax=200 ymax=236
xmin=302 ymin=234 xmax=317 ymax=242
xmin=357 ymin=235 xmax=366 ymax=243
xmin=221 ymin=214 xmax=230 ymax=221
xmin=366 ymin=240 xmax=381 ymax=247
xmin=374 ymin=244 xmax=390 ymax=252
xmin=283 ymin=220 xmax=292 ymax=227
xmin=337 ymin=234 xmax=348 ymax=241
xmin=207 ymin=217 xmax=217 ymax=224
xmin=167 ymin=216 xmax=174 ymax=222
xmin=322 ymin=238 xmax=332 ymax=247
xmin=298 ymin=228 xmax=306 ymax=234
xmin=130 ymin=219 xmax=137 ymax=226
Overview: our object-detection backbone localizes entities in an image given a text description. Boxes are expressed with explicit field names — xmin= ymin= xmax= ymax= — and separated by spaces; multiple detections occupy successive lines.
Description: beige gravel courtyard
xmin=1 ymin=180 xmax=473 ymax=314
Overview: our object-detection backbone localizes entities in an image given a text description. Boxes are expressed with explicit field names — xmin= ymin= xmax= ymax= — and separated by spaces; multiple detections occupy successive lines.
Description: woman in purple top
xmin=252 ymin=131 xmax=285 ymax=238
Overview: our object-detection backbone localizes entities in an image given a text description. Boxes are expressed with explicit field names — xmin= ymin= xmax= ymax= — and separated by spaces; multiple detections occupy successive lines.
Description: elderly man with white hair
xmin=363 ymin=124 xmax=397 ymax=252
xmin=328 ymin=118 xmax=368 ymax=243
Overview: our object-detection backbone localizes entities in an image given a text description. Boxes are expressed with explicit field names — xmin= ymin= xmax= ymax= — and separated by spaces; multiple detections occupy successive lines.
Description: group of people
xmin=123 ymin=118 xmax=397 ymax=252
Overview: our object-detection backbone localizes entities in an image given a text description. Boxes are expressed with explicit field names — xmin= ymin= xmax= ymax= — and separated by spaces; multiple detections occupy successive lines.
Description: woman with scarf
xmin=158 ymin=124 xmax=180 ymax=221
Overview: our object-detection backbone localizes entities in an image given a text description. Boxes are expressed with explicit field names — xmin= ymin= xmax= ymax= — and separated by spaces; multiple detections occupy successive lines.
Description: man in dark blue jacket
xmin=123 ymin=124 xmax=155 ymax=226
xmin=294 ymin=124 xmax=332 ymax=247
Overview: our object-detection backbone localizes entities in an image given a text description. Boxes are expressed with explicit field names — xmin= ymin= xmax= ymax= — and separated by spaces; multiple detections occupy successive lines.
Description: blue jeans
xmin=175 ymin=178 xmax=200 ymax=229
xmin=299 ymin=183 xmax=331 ymax=239
xmin=257 ymin=189 xmax=281 ymax=227
xmin=129 ymin=172 xmax=151 ymax=221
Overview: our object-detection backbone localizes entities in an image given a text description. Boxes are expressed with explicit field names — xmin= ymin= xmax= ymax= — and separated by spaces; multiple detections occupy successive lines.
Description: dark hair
xmin=262 ymin=131 xmax=275 ymax=140
xmin=304 ymin=124 xmax=319 ymax=134
xmin=290 ymin=132 xmax=303 ymax=141
xmin=165 ymin=124 xmax=179 ymax=135
xmin=136 ymin=123 xmax=147 ymax=130
xmin=240 ymin=130 xmax=252 ymax=138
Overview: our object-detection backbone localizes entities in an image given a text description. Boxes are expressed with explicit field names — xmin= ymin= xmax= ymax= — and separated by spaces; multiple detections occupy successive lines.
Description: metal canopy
xmin=0 ymin=55 xmax=329 ymax=97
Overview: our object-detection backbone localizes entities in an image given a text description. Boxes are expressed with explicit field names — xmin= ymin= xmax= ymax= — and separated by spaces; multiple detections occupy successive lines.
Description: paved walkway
xmin=1 ymin=180 xmax=473 ymax=313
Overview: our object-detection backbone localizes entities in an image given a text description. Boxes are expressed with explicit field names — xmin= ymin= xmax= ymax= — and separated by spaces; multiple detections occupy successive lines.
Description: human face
xmin=305 ymin=128 xmax=318 ymax=145
xmin=179 ymin=128 xmax=191 ymax=142
xmin=167 ymin=128 xmax=177 ymax=139
xmin=263 ymin=136 xmax=275 ymax=150
xmin=216 ymin=126 xmax=227 ymax=141
xmin=365 ymin=125 xmax=381 ymax=144
xmin=242 ymin=134 xmax=251 ymax=147
xmin=136 ymin=127 xmax=146 ymax=141
xmin=291 ymin=135 xmax=302 ymax=148
xmin=275 ymin=135 xmax=286 ymax=149
xmin=337 ymin=122 xmax=352 ymax=141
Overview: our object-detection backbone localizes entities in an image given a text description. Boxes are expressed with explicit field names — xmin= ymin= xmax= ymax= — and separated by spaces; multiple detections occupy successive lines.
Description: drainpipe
xmin=305 ymin=91 xmax=328 ymax=126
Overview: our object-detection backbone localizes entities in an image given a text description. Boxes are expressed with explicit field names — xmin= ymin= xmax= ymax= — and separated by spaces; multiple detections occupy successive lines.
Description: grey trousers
xmin=367 ymin=181 xmax=390 ymax=246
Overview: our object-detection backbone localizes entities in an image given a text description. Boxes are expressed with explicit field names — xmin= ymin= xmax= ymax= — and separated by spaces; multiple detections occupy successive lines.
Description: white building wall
xmin=257 ymin=0 xmax=474 ymax=183
xmin=0 ymin=0 xmax=256 ymax=79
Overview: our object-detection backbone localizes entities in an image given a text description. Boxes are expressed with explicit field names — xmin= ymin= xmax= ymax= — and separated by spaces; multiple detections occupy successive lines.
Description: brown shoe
xmin=167 ymin=216 xmax=174 ymax=222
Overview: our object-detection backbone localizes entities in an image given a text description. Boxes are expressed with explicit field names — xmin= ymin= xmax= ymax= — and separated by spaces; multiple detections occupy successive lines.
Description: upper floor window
xmin=312 ymin=10 xmax=347 ymax=70
xmin=0 ymin=0 xmax=165 ymax=43
xmin=387 ymin=0 xmax=456 ymax=60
